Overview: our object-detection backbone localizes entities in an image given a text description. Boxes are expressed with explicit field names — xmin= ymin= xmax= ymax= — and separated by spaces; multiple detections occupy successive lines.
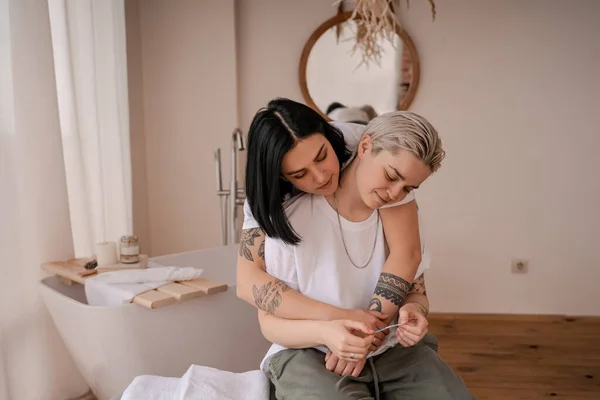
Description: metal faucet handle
xmin=233 ymin=129 xmax=245 ymax=151
xmin=214 ymin=149 xmax=223 ymax=191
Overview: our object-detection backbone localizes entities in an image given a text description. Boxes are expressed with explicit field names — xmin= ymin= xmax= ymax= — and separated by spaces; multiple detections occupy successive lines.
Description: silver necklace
xmin=333 ymin=192 xmax=380 ymax=269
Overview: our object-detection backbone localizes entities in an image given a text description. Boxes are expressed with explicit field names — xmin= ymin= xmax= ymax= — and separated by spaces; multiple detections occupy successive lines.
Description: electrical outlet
xmin=511 ymin=259 xmax=529 ymax=274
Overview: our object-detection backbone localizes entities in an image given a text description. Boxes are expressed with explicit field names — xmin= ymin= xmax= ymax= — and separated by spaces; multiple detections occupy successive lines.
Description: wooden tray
xmin=96 ymin=254 xmax=149 ymax=273
xmin=41 ymin=257 xmax=228 ymax=309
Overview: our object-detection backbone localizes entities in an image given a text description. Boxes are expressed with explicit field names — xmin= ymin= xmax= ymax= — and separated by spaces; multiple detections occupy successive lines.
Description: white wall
xmin=236 ymin=0 xmax=337 ymax=130
xmin=236 ymin=0 xmax=600 ymax=315
xmin=126 ymin=0 xmax=151 ymax=258
xmin=128 ymin=0 xmax=238 ymax=256
xmin=127 ymin=0 xmax=599 ymax=315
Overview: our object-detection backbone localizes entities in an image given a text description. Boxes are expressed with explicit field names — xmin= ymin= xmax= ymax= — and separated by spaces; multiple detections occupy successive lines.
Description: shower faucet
xmin=215 ymin=128 xmax=246 ymax=245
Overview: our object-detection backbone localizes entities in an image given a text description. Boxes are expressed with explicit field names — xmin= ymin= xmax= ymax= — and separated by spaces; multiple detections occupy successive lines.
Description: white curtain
xmin=0 ymin=0 xmax=90 ymax=398
xmin=48 ymin=0 xmax=133 ymax=257
xmin=0 ymin=0 xmax=132 ymax=398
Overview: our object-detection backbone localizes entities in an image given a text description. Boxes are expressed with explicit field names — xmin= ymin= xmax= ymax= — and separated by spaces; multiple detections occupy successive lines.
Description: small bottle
xmin=120 ymin=235 xmax=140 ymax=264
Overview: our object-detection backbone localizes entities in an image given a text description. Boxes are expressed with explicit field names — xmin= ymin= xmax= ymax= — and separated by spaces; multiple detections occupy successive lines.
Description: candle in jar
xmin=120 ymin=235 xmax=140 ymax=264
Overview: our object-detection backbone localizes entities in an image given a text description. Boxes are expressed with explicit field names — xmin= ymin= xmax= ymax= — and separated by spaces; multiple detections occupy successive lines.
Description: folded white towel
xmin=121 ymin=375 xmax=180 ymax=400
xmin=173 ymin=365 xmax=270 ymax=400
xmin=84 ymin=266 xmax=204 ymax=307
xmin=91 ymin=266 xmax=204 ymax=284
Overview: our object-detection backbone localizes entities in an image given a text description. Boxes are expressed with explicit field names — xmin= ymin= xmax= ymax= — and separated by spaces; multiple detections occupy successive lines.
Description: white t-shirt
xmin=242 ymin=121 xmax=416 ymax=230
xmin=258 ymin=194 xmax=431 ymax=374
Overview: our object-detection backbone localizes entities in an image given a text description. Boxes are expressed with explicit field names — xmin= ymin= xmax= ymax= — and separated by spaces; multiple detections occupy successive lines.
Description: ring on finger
xmin=350 ymin=352 xmax=355 ymax=360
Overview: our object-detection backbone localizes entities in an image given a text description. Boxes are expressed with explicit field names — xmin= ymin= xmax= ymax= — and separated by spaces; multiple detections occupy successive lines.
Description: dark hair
xmin=326 ymin=102 xmax=346 ymax=115
xmin=245 ymin=98 xmax=352 ymax=245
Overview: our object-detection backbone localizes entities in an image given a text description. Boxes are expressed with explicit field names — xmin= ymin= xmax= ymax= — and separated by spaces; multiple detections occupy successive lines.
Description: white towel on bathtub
xmin=85 ymin=266 xmax=204 ymax=307
xmin=173 ymin=365 xmax=270 ymax=400
xmin=91 ymin=266 xmax=204 ymax=284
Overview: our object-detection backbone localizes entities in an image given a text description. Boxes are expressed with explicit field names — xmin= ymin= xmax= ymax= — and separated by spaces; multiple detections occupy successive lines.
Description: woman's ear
xmin=357 ymin=134 xmax=373 ymax=159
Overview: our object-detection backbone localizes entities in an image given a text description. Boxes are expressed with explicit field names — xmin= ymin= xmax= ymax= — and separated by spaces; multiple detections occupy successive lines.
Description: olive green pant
xmin=267 ymin=334 xmax=474 ymax=400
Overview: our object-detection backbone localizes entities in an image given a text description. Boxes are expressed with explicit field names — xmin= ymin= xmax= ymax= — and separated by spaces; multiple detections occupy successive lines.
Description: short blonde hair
xmin=365 ymin=111 xmax=445 ymax=172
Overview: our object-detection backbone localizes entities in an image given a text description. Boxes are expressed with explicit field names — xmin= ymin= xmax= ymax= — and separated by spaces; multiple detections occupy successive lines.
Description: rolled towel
xmin=90 ymin=266 xmax=204 ymax=284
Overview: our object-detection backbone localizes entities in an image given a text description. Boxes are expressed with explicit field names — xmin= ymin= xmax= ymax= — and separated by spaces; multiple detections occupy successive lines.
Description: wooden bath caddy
xmin=41 ymin=257 xmax=228 ymax=309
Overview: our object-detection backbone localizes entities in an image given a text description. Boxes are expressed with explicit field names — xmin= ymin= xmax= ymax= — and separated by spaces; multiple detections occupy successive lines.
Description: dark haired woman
xmin=237 ymin=98 xmax=429 ymax=353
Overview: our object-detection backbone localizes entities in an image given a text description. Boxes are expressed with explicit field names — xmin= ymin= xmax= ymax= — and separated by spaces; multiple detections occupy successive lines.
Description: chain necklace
xmin=333 ymin=192 xmax=380 ymax=269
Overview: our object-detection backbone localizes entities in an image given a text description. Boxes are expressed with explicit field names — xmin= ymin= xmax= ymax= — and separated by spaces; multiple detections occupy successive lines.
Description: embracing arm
xmin=236 ymin=227 xmax=343 ymax=320
xmin=257 ymin=311 xmax=324 ymax=348
xmin=258 ymin=311 xmax=375 ymax=361
xmin=367 ymin=200 xmax=422 ymax=325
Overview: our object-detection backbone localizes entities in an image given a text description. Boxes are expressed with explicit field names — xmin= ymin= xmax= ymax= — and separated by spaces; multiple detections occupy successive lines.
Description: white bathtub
xmin=39 ymin=244 xmax=271 ymax=400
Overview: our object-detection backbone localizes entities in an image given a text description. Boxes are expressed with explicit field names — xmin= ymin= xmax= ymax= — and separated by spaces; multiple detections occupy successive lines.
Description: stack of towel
xmin=85 ymin=265 xmax=204 ymax=306
xmin=121 ymin=365 xmax=271 ymax=400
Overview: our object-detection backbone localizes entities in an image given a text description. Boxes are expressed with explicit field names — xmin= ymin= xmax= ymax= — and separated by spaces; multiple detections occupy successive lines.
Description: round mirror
xmin=299 ymin=12 xmax=420 ymax=123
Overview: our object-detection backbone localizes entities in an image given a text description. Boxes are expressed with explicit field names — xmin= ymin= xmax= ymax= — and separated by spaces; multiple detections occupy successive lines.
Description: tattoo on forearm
xmin=415 ymin=302 xmax=429 ymax=317
xmin=368 ymin=298 xmax=382 ymax=312
xmin=409 ymin=275 xmax=427 ymax=297
xmin=239 ymin=228 xmax=261 ymax=261
xmin=252 ymin=279 xmax=290 ymax=314
xmin=374 ymin=273 xmax=411 ymax=306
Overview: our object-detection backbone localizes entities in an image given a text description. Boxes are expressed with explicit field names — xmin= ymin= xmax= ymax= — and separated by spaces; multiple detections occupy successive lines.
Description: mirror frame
xmin=299 ymin=11 xmax=421 ymax=120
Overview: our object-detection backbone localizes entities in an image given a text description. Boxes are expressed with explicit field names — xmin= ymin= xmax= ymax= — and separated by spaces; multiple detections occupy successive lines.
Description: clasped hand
xmin=323 ymin=305 xmax=429 ymax=377
xmin=319 ymin=309 xmax=388 ymax=377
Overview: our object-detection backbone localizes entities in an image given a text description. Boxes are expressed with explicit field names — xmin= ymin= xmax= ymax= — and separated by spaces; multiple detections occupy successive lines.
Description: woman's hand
xmin=344 ymin=309 xmax=388 ymax=351
xmin=396 ymin=303 xmax=429 ymax=347
xmin=318 ymin=320 xmax=374 ymax=362
xmin=324 ymin=350 xmax=366 ymax=377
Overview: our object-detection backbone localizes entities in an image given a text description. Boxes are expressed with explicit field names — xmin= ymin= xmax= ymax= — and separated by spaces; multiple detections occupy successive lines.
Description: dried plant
xmin=334 ymin=0 xmax=436 ymax=67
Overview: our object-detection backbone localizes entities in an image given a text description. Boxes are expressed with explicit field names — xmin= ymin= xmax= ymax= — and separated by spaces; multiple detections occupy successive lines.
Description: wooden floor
xmin=428 ymin=314 xmax=600 ymax=399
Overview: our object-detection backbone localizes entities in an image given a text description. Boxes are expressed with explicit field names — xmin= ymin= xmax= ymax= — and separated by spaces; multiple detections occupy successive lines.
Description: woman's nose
xmin=387 ymin=184 xmax=405 ymax=201
xmin=313 ymin=169 xmax=327 ymax=184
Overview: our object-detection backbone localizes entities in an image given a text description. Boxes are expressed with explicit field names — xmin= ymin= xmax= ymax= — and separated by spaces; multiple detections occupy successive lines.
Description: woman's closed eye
xmin=291 ymin=153 xmax=327 ymax=180
xmin=384 ymin=171 xmax=397 ymax=182
xmin=385 ymin=171 xmax=413 ymax=193
xmin=316 ymin=151 xmax=327 ymax=162
xmin=291 ymin=172 xmax=306 ymax=180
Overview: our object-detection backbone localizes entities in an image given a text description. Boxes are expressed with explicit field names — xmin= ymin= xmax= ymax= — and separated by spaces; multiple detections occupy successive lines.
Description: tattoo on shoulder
xmin=258 ymin=239 xmax=265 ymax=261
xmin=252 ymin=279 xmax=290 ymax=314
xmin=239 ymin=228 xmax=261 ymax=261
xmin=409 ymin=275 xmax=427 ymax=297
xmin=374 ymin=272 xmax=411 ymax=306
xmin=368 ymin=298 xmax=383 ymax=312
